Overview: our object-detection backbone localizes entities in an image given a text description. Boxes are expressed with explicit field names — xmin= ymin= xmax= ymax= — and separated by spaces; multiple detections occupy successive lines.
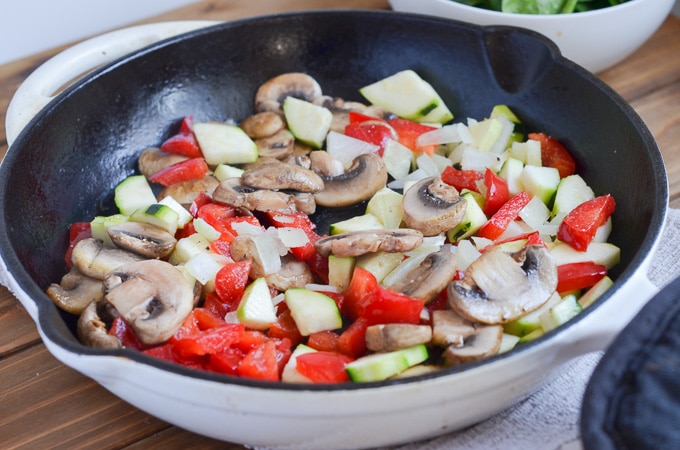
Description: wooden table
xmin=1 ymin=1 xmax=679 ymax=448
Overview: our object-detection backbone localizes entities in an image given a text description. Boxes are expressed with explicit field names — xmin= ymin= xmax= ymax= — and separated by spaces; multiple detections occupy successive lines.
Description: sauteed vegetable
xmin=452 ymin=0 xmax=630 ymax=14
xmin=47 ymin=70 xmax=619 ymax=383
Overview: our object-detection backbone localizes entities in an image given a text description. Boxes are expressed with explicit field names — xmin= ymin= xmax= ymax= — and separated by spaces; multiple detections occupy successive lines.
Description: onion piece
xmin=326 ymin=130 xmax=379 ymax=169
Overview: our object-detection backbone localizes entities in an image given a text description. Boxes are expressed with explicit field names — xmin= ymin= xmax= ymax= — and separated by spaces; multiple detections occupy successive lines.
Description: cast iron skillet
xmin=0 ymin=10 xmax=668 ymax=449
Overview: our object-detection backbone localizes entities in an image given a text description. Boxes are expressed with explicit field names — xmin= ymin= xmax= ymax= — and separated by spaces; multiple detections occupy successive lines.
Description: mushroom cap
xmin=107 ymin=221 xmax=177 ymax=259
xmin=314 ymin=228 xmax=424 ymax=258
xmin=365 ymin=323 xmax=433 ymax=352
xmin=402 ymin=176 xmax=467 ymax=237
xmin=441 ymin=323 xmax=503 ymax=366
xmin=158 ymin=175 xmax=220 ymax=206
xmin=313 ymin=153 xmax=388 ymax=208
xmin=213 ymin=177 xmax=299 ymax=213
xmin=242 ymin=159 xmax=324 ymax=193
xmin=447 ymin=245 xmax=558 ymax=324
xmin=255 ymin=72 xmax=323 ymax=114
xmin=71 ymin=238 xmax=145 ymax=280
xmin=137 ymin=147 xmax=189 ymax=178
xmin=47 ymin=267 xmax=104 ymax=315
xmin=255 ymin=129 xmax=295 ymax=160
xmin=240 ymin=111 xmax=285 ymax=139
xmin=385 ymin=244 xmax=458 ymax=303
xmin=77 ymin=300 xmax=122 ymax=349
xmin=103 ymin=259 xmax=196 ymax=345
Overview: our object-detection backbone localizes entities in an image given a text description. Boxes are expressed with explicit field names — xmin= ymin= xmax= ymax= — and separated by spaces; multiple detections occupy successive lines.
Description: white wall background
xmin=1 ymin=0 xmax=198 ymax=65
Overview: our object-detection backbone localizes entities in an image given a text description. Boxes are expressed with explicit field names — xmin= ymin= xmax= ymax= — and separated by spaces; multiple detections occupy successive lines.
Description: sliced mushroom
xmin=441 ymin=323 xmax=503 ymax=366
xmin=107 ymin=221 xmax=177 ymax=259
xmin=313 ymin=153 xmax=388 ymax=207
xmin=255 ymin=129 xmax=295 ymax=160
xmin=77 ymin=300 xmax=122 ymax=349
xmin=265 ymin=254 xmax=315 ymax=291
xmin=282 ymin=154 xmax=312 ymax=170
xmin=47 ymin=267 xmax=104 ymax=315
xmin=291 ymin=192 xmax=317 ymax=215
xmin=255 ymin=72 xmax=323 ymax=114
xmin=365 ymin=324 xmax=432 ymax=352
xmin=448 ymin=245 xmax=558 ymax=324
xmin=137 ymin=147 xmax=190 ymax=178
xmin=240 ymin=111 xmax=285 ymax=139
xmin=71 ymin=238 xmax=145 ymax=280
xmin=242 ymin=159 xmax=324 ymax=193
xmin=103 ymin=259 xmax=196 ymax=345
xmin=309 ymin=150 xmax=345 ymax=177
xmin=385 ymin=244 xmax=458 ymax=303
xmin=431 ymin=310 xmax=503 ymax=365
xmin=213 ymin=177 xmax=297 ymax=213
xmin=314 ymin=228 xmax=423 ymax=258
xmin=158 ymin=175 xmax=220 ymax=206
xmin=402 ymin=176 xmax=467 ymax=237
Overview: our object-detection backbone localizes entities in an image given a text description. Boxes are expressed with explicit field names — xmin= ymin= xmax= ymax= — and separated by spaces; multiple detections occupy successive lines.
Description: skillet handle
xmin=555 ymin=260 xmax=659 ymax=361
xmin=5 ymin=20 xmax=220 ymax=147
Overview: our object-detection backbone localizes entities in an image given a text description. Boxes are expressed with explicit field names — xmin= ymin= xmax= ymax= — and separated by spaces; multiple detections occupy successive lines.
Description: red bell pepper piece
xmin=65 ymin=222 xmax=92 ymax=268
xmin=108 ymin=316 xmax=145 ymax=350
xmin=203 ymin=291 xmax=234 ymax=318
xmin=557 ymin=261 xmax=608 ymax=293
xmin=148 ymin=157 xmax=209 ymax=186
xmin=307 ymin=330 xmax=341 ymax=352
xmin=295 ymin=351 xmax=354 ymax=383
xmin=161 ymin=116 xmax=202 ymax=158
xmin=388 ymin=117 xmax=437 ymax=155
xmin=348 ymin=111 xmax=386 ymax=124
xmin=477 ymin=191 xmax=533 ymax=240
xmin=207 ymin=347 xmax=246 ymax=375
xmin=337 ymin=317 xmax=368 ymax=358
xmin=344 ymin=121 xmax=395 ymax=155
xmin=267 ymin=308 xmax=304 ymax=347
xmin=172 ymin=323 xmax=245 ymax=358
xmin=557 ymin=194 xmax=616 ymax=251
xmin=486 ymin=230 xmax=545 ymax=251
xmin=237 ymin=340 xmax=281 ymax=381
xmin=482 ymin=168 xmax=510 ymax=216
xmin=214 ymin=260 xmax=252 ymax=306
xmin=343 ymin=267 xmax=424 ymax=325
xmin=189 ymin=191 xmax=214 ymax=217
xmin=440 ymin=166 xmax=482 ymax=193
xmin=529 ymin=132 xmax=576 ymax=179
xmin=193 ymin=307 xmax=228 ymax=330
xmin=197 ymin=203 xmax=237 ymax=230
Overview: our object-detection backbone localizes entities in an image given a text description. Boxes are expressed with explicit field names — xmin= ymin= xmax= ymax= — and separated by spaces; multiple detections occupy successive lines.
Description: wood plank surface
xmin=0 ymin=1 xmax=679 ymax=448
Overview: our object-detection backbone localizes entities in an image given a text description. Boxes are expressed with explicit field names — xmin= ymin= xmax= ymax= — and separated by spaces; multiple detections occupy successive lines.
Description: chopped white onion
xmin=456 ymin=239 xmax=481 ymax=271
xmin=417 ymin=122 xmax=471 ymax=146
xmin=305 ymin=283 xmax=339 ymax=293
xmin=276 ymin=227 xmax=310 ymax=248
xmin=415 ymin=153 xmax=440 ymax=177
xmin=232 ymin=221 xmax=264 ymax=236
xmin=326 ymin=130 xmax=379 ymax=169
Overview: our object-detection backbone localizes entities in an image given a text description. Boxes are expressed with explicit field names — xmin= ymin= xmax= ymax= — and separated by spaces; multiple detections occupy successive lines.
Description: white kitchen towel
xmin=390 ymin=207 xmax=680 ymax=450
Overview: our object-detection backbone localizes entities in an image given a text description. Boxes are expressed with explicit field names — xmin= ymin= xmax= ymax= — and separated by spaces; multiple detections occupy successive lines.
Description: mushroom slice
xmin=365 ymin=324 xmax=433 ymax=352
xmin=291 ymin=192 xmax=317 ymax=215
xmin=448 ymin=245 xmax=558 ymax=324
xmin=441 ymin=323 xmax=503 ymax=366
xmin=402 ymin=176 xmax=467 ymax=237
xmin=138 ymin=147 xmax=189 ymax=178
xmin=71 ymin=238 xmax=145 ymax=280
xmin=107 ymin=221 xmax=177 ymax=259
xmin=309 ymin=150 xmax=345 ymax=177
xmin=432 ymin=310 xmax=503 ymax=365
xmin=314 ymin=228 xmax=423 ymax=258
xmin=313 ymin=153 xmax=388 ymax=208
xmin=103 ymin=259 xmax=195 ymax=345
xmin=242 ymin=159 xmax=324 ymax=193
xmin=240 ymin=111 xmax=285 ymax=139
xmin=77 ymin=300 xmax=122 ymax=349
xmin=265 ymin=254 xmax=315 ymax=292
xmin=282 ymin=154 xmax=312 ymax=170
xmin=213 ymin=178 xmax=297 ymax=213
xmin=255 ymin=72 xmax=323 ymax=114
xmin=47 ymin=268 xmax=104 ymax=315
xmin=158 ymin=175 xmax=220 ymax=206
xmin=255 ymin=129 xmax=296 ymax=160
xmin=385 ymin=244 xmax=458 ymax=303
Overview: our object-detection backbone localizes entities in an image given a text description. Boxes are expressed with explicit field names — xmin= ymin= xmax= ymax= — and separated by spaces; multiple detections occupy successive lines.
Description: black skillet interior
xmin=0 ymin=10 xmax=667 ymax=386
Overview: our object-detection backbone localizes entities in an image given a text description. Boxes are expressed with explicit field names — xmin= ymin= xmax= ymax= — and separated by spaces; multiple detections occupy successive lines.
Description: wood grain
xmin=0 ymin=1 xmax=678 ymax=448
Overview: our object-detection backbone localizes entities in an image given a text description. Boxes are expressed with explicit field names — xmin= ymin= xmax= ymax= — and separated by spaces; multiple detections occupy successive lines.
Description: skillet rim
xmin=0 ymin=9 xmax=668 ymax=392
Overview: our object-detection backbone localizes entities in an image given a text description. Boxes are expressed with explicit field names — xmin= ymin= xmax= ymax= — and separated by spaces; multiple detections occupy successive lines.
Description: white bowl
xmin=389 ymin=0 xmax=674 ymax=73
